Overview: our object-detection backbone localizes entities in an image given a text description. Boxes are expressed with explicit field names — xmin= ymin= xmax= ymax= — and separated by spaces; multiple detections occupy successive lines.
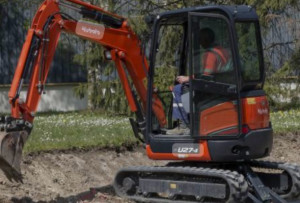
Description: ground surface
xmin=0 ymin=133 xmax=299 ymax=203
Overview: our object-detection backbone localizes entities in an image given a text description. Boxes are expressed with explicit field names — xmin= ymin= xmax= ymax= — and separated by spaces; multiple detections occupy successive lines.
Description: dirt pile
xmin=0 ymin=147 xmax=162 ymax=203
xmin=0 ymin=133 xmax=299 ymax=203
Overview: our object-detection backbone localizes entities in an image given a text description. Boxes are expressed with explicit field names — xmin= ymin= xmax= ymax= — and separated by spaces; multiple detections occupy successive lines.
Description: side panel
xmin=199 ymin=95 xmax=270 ymax=135
xmin=200 ymin=101 xmax=238 ymax=136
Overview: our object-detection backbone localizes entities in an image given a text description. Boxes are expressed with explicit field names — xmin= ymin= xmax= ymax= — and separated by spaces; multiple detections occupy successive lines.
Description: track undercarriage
xmin=114 ymin=161 xmax=300 ymax=203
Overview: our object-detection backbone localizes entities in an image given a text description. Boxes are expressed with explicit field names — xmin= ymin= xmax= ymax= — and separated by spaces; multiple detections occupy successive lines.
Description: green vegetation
xmin=23 ymin=109 xmax=299 ymax=154
xmin=24 ymin=112 xmax=136 ymax=154
xmin=271 ymin=109 xmax=300 ymax=134
xmin=264 ymin=50 xmax=300 ymax=110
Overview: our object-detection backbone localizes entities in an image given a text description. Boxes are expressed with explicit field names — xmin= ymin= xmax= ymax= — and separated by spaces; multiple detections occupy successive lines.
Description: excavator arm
xmin=0 ymin=0 xmax=166 ymax=179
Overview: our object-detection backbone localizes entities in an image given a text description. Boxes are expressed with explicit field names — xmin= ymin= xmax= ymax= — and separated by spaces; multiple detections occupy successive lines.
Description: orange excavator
xmin=0 ymin=0 xmax=299 ymax=202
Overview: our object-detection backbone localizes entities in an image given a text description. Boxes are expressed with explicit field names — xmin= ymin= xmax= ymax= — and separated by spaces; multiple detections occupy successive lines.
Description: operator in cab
xmin=167 ymin=27 xmax=230 ymax=135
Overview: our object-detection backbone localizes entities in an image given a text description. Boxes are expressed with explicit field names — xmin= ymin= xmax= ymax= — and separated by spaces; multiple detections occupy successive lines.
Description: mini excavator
xmin=0 ymin=0 xmax=299 ymax=202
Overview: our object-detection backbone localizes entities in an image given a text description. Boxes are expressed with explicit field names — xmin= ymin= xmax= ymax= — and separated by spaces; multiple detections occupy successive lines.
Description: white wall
xmin=0 ymin=84 xmax=88 ymax=113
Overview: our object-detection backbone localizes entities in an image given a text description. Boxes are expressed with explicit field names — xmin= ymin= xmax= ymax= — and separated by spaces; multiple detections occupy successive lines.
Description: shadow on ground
xmin=11 ymin=185 xmax=116 ymax=203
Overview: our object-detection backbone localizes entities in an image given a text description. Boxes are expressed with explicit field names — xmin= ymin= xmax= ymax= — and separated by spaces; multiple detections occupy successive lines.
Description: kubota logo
xmin=81 ymin=26 xmax=101 ymax=36
xmin=75 ymin=20 xmax=105 ymax=40
xmin=258 ymin=108 xmax=268 ymax=115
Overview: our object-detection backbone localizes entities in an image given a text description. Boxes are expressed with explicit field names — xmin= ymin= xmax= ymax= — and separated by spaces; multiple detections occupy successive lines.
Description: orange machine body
xmin=7 ymin=0 xmax=271 ymax=163
xmin=146 ymin=95 xmax=270 ymax=161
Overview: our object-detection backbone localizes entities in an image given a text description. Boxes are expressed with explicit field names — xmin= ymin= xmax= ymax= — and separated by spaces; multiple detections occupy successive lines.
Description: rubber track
xmin=114 ymin=166 xmax=248 ymax=203
xmin=250 ymin=160 xmax=300 ymax=200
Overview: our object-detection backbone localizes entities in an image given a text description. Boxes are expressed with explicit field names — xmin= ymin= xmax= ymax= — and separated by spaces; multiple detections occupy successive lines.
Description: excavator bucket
xmin=0 ymin=130 xmax=28 ymax=182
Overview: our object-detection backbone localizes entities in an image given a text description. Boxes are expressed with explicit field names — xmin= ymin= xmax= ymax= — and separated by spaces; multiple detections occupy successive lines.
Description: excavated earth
xmin=0 ymin=133 xmax=299 ymax=203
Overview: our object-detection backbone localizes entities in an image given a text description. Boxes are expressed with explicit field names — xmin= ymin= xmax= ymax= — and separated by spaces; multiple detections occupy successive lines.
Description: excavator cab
xmin=145 ymin=6 xmax=272 ymax=162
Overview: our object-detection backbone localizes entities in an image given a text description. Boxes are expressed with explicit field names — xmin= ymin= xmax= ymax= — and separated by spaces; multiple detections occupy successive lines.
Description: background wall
xmin=0 ymin=84 xmax=88 ymax=113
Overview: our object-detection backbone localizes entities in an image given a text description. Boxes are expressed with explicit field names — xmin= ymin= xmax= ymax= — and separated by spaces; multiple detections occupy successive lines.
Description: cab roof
xmin=156 ymin=5 xmax=259 ymax=24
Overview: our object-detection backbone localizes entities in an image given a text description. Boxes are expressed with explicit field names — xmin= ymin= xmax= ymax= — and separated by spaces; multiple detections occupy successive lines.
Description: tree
xmin=74 ymin=0 xmax=300 ymax=112
xmin=74 ymin=0 xmax=132 ymax=113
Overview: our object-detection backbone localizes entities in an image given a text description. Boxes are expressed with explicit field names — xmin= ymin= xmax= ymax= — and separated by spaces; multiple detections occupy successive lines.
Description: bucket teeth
xmin=0 ymin=130 xmax=28 ymax=182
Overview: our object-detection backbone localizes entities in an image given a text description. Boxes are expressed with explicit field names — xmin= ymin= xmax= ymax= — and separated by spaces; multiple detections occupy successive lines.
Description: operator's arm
xmin=175 ymin=52 xmax=218 ymax=83
xmin=176 ymin=76 xmax=189 ymax=84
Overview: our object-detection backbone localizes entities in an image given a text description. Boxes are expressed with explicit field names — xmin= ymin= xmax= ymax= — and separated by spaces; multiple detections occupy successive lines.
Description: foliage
xmin=153 ymin=65 xmax=177 ymax=118
xmin=91 ymin=80 xmax=132 ymax=115
xmin=72 ymin=0 xmax=300 ymax=113
xmin=73 ymin=83 xmax=87 ymax=99
xmin=154 ymin=65 xmax=177 ymax=91
xmin=264 ymin=48 xmax=300 ymax=110
xmin=127 ymin=15 xmax=150 ymax=43
xmin=73 ymin=0 xmax=124 ymax=112
xmin=74 ymin=1 xmax=183 ymax=114
xmin=235 ymin=22 xmax=261 ymax=81
xmin=156 ymin=26 xmax=184 ymax=66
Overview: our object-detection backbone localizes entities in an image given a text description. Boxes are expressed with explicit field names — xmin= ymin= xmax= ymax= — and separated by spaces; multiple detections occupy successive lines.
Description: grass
xmin=24 ymin=111 xmax=136 ymax=154
xmin=23 ymin=109 xmax=300 ymax=154
xmin=270 ymin=108 xmax=300 ymax=134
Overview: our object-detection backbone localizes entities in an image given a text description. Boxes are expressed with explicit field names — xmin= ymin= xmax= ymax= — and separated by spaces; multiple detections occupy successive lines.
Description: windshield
xmin=235 ymin=22 xmax=263 ymax=83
